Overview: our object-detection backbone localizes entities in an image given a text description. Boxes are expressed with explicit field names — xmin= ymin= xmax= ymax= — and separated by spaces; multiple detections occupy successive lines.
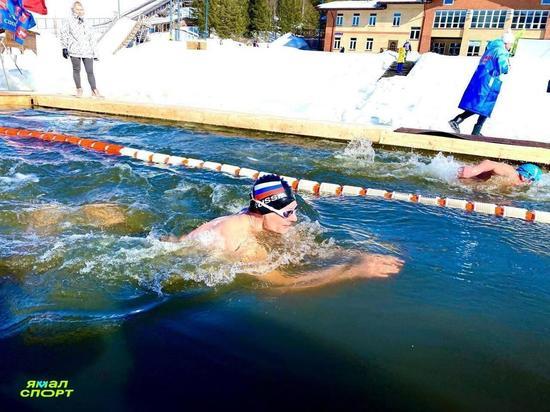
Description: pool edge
xmin=9 ymin=93 xmax=550 ymax=165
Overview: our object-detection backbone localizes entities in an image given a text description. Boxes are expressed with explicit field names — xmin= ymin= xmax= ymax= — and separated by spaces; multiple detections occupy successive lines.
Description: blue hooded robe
xmin=458 ymin=39 xmax=510 ymax=118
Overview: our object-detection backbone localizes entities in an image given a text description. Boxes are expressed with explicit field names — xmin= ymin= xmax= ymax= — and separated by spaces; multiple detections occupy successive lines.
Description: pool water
xmin=0 ymin=109 xmax=549 ymax=411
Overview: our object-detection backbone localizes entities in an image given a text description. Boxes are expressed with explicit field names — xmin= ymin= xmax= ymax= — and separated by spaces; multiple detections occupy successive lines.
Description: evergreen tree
xmin=277 ymin=0 xmax=302 ymax=33
xmin=191 ymin=0 xmax=207 ymax=36
xmin=213 ymin=0 xmax=249 ymax=38
xmin=250 ymin=0 xmax=273 ymax=34
xmin=302 ymin=0 xmax=320 ymax=31
xmin=193 ymin=0 xmax=249 ymax=39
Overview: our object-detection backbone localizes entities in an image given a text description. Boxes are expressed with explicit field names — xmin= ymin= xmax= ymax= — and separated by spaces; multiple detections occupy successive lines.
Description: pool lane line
xmin=1 ymin=126 xmax=549 ymax=225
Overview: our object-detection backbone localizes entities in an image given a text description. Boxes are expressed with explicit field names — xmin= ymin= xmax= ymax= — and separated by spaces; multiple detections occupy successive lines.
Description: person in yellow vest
xmin=396 ymin=45 xmax=406 ymax=75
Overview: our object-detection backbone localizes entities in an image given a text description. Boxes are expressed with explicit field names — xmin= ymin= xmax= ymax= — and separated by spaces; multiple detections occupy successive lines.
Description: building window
xmin=512 ymin=10 xmax=549 ymax=29
xmin=471 ymin=10 xmax=507 ymax=29
xmin=449 ymin=42 xmax=461 ymax=55
xmin=432 ymin=42 xmax=445 ymax=54
xmin=349 ymin=37 xmax=357 ymax=51
xmin=443 ymin=0 xmax=454 ymax=4
xmin=336 ymin=13 xmax=343 ymax=26
xmin=369 ymin=13 xmax=377 ymax=26
xmin=410 ymin=26 xmax=421 ymax=40
xmin=542 ymin=0 xmax=550 ymax=5
xmin=334 ymin=37 xmax=341 ymax=50
xmin=467 ymin=40 xmax=481 ymax=56
xmin=433 ymin=10 xmax=467 ymax=28
xmin=366 ymin=38 xmax=373 ymax=51
xmin=393 ymin=12 xmax=401 ymax=26
xmin=352 ymin=13 xmax=360 ymax=26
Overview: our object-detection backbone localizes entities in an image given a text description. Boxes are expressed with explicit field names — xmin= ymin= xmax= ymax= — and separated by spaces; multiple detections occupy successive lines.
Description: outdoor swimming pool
xmin=0 ymin=109 xmax=549 ymax=411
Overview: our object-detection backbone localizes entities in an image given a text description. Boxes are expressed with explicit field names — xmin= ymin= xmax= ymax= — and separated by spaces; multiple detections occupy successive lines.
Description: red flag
xmin=23 ymin=0 xmax=46 ymax=15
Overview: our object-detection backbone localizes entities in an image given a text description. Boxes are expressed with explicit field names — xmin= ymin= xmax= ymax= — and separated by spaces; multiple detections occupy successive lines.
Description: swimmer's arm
xmin=458 ymin=160 xmax=501 ymax=179
xmin=260 ymin=254 xmax=403 ymax=291
xmin=459 ymin=161 xmax=518 ymax=180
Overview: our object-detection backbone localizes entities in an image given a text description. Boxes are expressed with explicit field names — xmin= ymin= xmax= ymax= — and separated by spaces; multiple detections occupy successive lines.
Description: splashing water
xmin=336 ymin=138 xmax=376 ymax=164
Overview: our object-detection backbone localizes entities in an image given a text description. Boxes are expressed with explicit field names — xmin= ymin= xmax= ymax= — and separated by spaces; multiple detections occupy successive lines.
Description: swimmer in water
xmin=163 ymin=174 xmax=403 ymax=289
xmin=457 ymin=161 xmax=543 ymax=186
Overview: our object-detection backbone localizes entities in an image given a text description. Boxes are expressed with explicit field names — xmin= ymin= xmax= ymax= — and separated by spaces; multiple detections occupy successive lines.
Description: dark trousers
xmin=70 ymin=57 xmax=96 ymax=90
xmin=453 ymin=110 xmax=487 ymax=128
xmin=396 ymin=62 xmax=404 ymax=74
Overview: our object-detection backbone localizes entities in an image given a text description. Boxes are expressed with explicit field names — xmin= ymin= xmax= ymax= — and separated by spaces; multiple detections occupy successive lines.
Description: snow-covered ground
xmin=1 ymin=31 xmax=549 ymax=143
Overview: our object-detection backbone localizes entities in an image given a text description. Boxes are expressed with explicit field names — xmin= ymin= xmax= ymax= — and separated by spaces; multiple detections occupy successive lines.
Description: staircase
xmin=381 ymin=61 xmax=415 ymax=78
xmin=114 ymin=17 xmax=148 ymax=54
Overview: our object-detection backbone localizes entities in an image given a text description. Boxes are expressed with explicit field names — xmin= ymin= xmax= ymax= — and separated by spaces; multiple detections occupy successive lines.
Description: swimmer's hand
xmin=344 ymin=254 xmax=404 ymax=279
xmin=261 ymin=254 xmax=403 ymax=291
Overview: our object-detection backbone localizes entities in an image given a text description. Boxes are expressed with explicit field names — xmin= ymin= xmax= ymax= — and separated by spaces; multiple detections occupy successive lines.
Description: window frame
xmin=352 ymin=13 xmax=360 ymax=27
xmin=470 ymin=10 xmax=507 ymax=29
xmin=349 ymin=37 xmax=357 ymax=51
xmin=467 ymin=40 xmax=481 ymax=56
xmin=368 ymin=13 xmax=377 ymax=26
xmin=334 ymin=36 xmax=341 ymax=50
xmin=449 ymin=42 xmax=461 ymax=56
xmin=410 ymin=26 xmax=421 ymax=40
xmin=433 ymin=10 xmax=467 ymax=28
xmin=336 ymin=13 xmax=344 ymax=27
xmin=393 ymin=12 xmax=401 ymax=27
xmin=432 ymin=42 xmax=445 ymax=54
xmin=443 ymin=0 xmax=454 ymax=5
xmin=365 ymin=37 xmax=373 ymax=51
xmin=512 ymin=10 xmax=549 ymax=29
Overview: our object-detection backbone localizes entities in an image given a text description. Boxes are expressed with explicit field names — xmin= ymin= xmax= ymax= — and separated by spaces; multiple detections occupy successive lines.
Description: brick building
xmin=319 ymin=0 xmax=550 ymax=56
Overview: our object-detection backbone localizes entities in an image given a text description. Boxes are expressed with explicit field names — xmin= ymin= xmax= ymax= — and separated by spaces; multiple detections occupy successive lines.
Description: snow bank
xmin=2 ymin=34 xmax=548 ymax=143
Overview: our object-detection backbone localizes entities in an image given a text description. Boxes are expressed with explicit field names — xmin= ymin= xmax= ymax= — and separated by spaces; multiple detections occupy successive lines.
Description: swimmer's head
xmin=516 ymin=163 xmax=543 ymax=184
xmin=249 ymin=174 xmax=296 ymax=215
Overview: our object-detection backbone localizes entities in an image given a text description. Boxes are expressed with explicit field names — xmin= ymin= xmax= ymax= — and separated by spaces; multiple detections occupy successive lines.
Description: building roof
xmin=318 ymin=0 xmax=427 ymax=10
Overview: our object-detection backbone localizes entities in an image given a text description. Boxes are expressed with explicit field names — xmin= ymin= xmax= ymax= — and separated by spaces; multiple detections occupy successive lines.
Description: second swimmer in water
xmin=458 ymin=161 xmax=543 ymax=186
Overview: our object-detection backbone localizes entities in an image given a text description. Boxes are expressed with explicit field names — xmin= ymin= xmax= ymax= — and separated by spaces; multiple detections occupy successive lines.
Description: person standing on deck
xmin=448 ymin=31 xmax=514 ymax=136
xmin=60 ymin=1 xmax=101 ymax=98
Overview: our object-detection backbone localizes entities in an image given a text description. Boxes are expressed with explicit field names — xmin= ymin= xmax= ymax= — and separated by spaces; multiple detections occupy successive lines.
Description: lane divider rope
xmin=1 ymin=126 xmax=548 ymax=224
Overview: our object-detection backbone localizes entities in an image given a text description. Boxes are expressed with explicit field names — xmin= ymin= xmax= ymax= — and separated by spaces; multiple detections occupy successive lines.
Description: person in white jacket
xmin=60 ymin=1 xmax=101 ymax=97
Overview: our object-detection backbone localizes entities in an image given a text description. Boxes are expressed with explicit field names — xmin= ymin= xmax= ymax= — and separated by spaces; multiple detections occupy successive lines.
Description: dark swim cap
xmin=249 ymin=174 xmax=295 ymax=215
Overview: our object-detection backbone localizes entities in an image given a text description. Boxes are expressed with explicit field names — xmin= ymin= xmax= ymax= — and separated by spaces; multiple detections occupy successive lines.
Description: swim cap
xmin=516 ymin=163 xmax=543 ymax=183
xmin=249 ymin=174 xmax=295 ymax=214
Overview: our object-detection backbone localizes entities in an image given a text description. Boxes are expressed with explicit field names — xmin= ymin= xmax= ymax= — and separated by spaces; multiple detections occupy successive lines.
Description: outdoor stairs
xmin=381 ymin=61 xmax=415 ymax=78
xmin=114 ymin=17 xmax=147 ymax=55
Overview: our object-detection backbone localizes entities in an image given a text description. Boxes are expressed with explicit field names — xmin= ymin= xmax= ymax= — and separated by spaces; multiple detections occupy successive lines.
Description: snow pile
xmin=271 ymin=33 xmax=310 ymax=50
xmin=2 ymin=33 xmax=548 ymax=142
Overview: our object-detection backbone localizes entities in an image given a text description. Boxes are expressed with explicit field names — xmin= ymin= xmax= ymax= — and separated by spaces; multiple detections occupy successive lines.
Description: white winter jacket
xmin=60 ymin=14 xmax=96 ymax=58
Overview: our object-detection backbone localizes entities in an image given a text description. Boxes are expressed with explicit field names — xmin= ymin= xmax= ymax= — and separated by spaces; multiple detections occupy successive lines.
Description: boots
xmin=471 ymin=124 xmax=483 ymax=136
xmin=448 ymin=117 xmax=462 ymax=134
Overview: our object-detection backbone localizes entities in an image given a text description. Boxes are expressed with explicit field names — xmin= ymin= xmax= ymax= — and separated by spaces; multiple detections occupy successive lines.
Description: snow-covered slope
xmin=2 ymin=34 xmax=548 ymax=143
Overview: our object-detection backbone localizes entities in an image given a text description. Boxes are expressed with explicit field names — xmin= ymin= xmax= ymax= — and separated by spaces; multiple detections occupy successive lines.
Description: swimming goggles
xmin=252 ymin=198 xmax=297 ymax=219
